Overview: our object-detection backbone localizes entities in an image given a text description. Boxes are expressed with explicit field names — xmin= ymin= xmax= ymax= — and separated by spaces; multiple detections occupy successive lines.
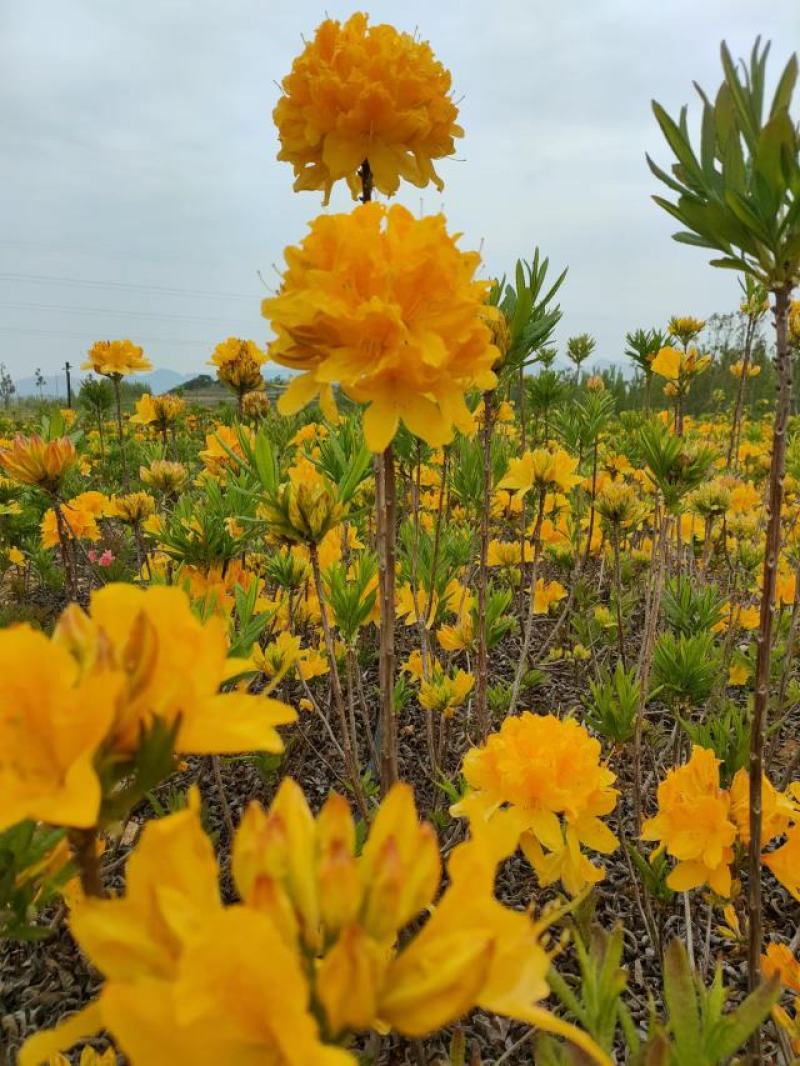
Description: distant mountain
xmin=13 ymin=368 xmax=195 ymax=398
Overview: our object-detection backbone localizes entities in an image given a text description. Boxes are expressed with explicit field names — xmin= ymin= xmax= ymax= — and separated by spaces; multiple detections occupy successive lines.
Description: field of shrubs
xmin=1 ymin=14 xmax=799 ymax=1066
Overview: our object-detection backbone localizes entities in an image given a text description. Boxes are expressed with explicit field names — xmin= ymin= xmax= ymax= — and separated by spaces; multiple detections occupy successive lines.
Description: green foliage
xmin=585 ymin=662 xmax=640 ymax=744
xmin=158 ymin=473 xmax=257 ymax=569
xmin=626 ymin=328 xmax=668 ymax=378
xmin=0 ymin=822 xmax=72 ymax=941
xmin=628 ymin=842 xmax=674 ymax=904
xmin=651 ymin=631 xmax=719 ymax=708
xmin=488 ymin=248 xmax=568 ymax=375
xmin=649 ymin=38 xmax=800 ymax=289
xmin=663 ymin=578 xmax=724 ymax=636
xmin=472 ymin=585 xmax=518 ymax=650
xmin=637 ymin=421 xmax=715 ymax=510
xmin=545 ymin=924 xmax=640 ymax=1058
xmin=637 ymin=939 xmax=780 ymax=1065
xmin=325 ymin=550 xmax=378 ymax=645
xmin=678 ymin=700 xmax=750 ymax=787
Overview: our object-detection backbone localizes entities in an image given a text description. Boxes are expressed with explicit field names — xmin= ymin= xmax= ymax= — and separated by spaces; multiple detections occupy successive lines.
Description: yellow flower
xmin=0 ymin=434 xmax=77 ymax=491
xmin=533 ymin=578 xmax=566 ymax=614
xmin=499 ymin=448 xmax=581 ymax=497
xmin=0 ymin=625 xmax=118 ymax=830
xmin=7 ymin=545 xmax=24 ymax=565
xmin=641 ymin=746 xmax=736 ymax=897
xmin=130 ymin=392 xmax=185 ymax=428
xmin=198 ymin=424 xmax=253 ymax=477
xmin=762 ymin=943 xmax=800 ymax=993
xmin=729 ymin=360 xmax=762 ymax=379
xmin=108 ymin=491 xmax=156 ymax=524
xmin=727 ymin=662 xmax=750 ymax=686
xmin=41 ymin=504 xmax=101 ymax=549
xmin=140 ymin=459 xmax=188 ymax=494
xmin=419 ymin=666 xmax=475 ymax=718
xmin=274 ymin=12 xmax=462 ymax=203
xmin=667 ymin=315 xmax=705 ymax=345
xmin=209 ymin=336 xmax=266 ymax=369
xmin=260 ymin=457 xmax=345 ymax=545
xmin=209 ymin=338 xmax=266 ymax=397
xmin=20 ymin=792 xmax=351 ymax=1066
xmin=453 ymin=713 xmax=619 ymax=896
xmin=82 ymin=339 xmax=153 ymax=377
xmin=650 ymin=346 xmax=682 ymax=381
xmin=25 ymin=784 xmax=608 ymax=1066
xmin=263 ymin=203 xmax=498 ymax=452
xmin=234 ymin=779 xmax=610 ymax=1062
xmin=764 ymin=823 xmax=800 ymax=901
xmin=729 ymin=768 xmax=796 ymax=846
xmin=53 ymin=583 xmax=296 ymax=757
xmin=487 ymin=539 xmax=531 ymax=566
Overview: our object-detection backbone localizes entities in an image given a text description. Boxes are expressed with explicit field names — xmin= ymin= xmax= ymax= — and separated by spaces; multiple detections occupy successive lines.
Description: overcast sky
xmin=1 ymin=0 xmax=798 ymax=385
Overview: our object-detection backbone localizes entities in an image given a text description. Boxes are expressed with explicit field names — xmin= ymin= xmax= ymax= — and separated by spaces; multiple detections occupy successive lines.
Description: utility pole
xmin=65 ymin=361 xmax=72 ymax=408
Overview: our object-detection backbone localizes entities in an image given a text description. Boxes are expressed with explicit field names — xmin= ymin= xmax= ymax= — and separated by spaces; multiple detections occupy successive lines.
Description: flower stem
xmin=748 ymin=284 xmax=793 ymax=1005
xmin=67 ymin=827 xmax=105 ymax=898
xmin=375 ymin=444 xmax=398 ymax=793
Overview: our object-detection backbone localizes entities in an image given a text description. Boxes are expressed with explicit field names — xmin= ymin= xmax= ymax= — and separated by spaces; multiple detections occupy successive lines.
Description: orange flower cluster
xmin=453 ymin=713 xmax=619 ymax=895
xmin=82 ymin=339 xmax=152 ymax=377
xmin=0 ymin=434 xmax=77 ymax=492
xmin=263 ymin=203 xmax=498 ymax=452
xmin=643 ymin=747 xmax=800 ymax=898
xmin=274 ymin=13 xmax=462 ymax=203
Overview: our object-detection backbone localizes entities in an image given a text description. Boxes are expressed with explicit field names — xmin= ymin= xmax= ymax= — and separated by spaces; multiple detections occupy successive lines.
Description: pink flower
xmin=98 ymin=550 xmax=114 ymax=567
xmin=87 ymin=549 xmax=97 ymax=563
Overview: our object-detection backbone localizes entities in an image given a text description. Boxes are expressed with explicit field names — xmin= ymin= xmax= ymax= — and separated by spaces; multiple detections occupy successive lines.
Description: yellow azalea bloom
xmin=7 ymin=545 xmax=24 ymax=565
xmin=533 ymin=578 xmax=567 ymax=614
xmin=297 ymin=645 xmax=330 ymax=681
xmin=108 ymin=491 xmax=156 ymax=524
xmin=41 ymin=504 xmax=101 ymax=550
xmin=650 ymin=345 xmax=682 ymax=381
xmin=0 ymin=434 xmax=77 ymax=491
xmin=263 ymin=203 xmax=498 ymax=453
xmin=762 ymin=943 xmax=800 ymax=994
xmin=274 ymin=13 xmax=462 ymax=204
xmin=437 ymin=611 xmax=474 ymax=652
xmin=729 ymin=768 xmax=796 ymax=846
xmin=140 ymin=459 xmax=188 ymax=494
xmin=642 ymin=746 xmax=736 ymax=897
xmin=130 ymin=392 xmax=185 ymax=428
xmin=729 ymin=359 xmax=762 ymax=379
xmin=499 ymin=448 xmax=581 ymax=497
xmin=667 ymin=315 xmax=706 ymax=344
xmin=211 ymin=339 xmax=266 ymax=396
xmin=419 ymin=667 xmax=475 ymax=717
xmin=129 ymin=392 xmax=157 ymax=425
xmin=0 ymin=626 xmax=118 ymax=830
xmin=234 ymin=780 xmax=609 ymax=1063
xmin=261 ymin=457 xmax=345 ymax=543
xmin=82 ymin=339 xmax=152 ymax=377
xmin=727 ymin=662 xmax=750 ymax=686
xmin=209 ymin=336 xmax=266 ymax=369
xmin=764 ymin=823 xmax=800 ymax=901
xmin=198 ymin=424 xmax=253 ymax=478
xmin=20 ymin=792 xmax=352 ymax=1066
xmin=53 ymin=583 xmax=296 ymax=756
xmin=453 ymin=713 xmax=618 ymax=896
xmin=487 ymin=538 xmax=532 ymax=566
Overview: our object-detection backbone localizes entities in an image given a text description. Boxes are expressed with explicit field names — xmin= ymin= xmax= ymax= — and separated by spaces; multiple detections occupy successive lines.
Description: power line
xmin=0 ymin=272 xmax=259 ymax=302
xmin=0 ymin=325 xmax=210 ymax=347
xmin=0 ymin=300 xmax=243 ymax=325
